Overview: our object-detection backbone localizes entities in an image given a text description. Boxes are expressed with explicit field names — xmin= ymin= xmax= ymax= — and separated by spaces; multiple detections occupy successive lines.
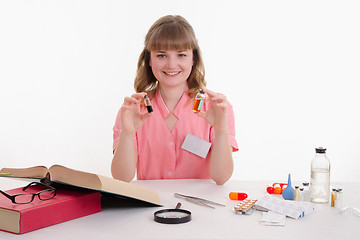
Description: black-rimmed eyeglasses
xmin=0 ymin=182 xmax=56 ymax=204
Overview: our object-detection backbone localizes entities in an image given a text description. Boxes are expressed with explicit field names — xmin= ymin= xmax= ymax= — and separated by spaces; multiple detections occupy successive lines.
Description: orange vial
xmin=193 ymin=89 xmax=205 ymax=112
xmin=144 ymin=95 xmax=153 ymax=113
xmin=331 ymin=188 xmax=337 ymax=207
xmin=229 ymin=192 xmax=248 ymax=201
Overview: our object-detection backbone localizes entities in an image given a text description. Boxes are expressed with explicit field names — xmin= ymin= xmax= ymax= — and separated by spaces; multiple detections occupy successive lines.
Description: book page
xmin=98 ymin=176 xmax=161 ymax=205
xmin=1 ymin=164 xmax=161 ymax=206
xmin=49 ymin=165 xmax=102 ymax=189
xmin=50 ymin=165 xmax=161 ymax=206
xmin=0 ymin=208 xmax=21 ymax=234
xmin=0 ymin=166 xmax=49 ymax=179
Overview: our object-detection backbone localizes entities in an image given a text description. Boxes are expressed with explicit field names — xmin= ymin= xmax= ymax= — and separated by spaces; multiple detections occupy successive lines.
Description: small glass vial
xmin=193 ymin=89 xmax=205 ymax=112
xmin=299 ymin=188 xmax=304 ymax=201
xmin=302 ymin=182 xmax=310 ymax=202
xmin=335 ymin=189 xmax=343 ymax=209
xmin=310 ymin=147 xmax=331 ymax=203
xmin=294 ymin=186 xmax=300 ymax=201
xmin=144 ymin=95 xmax=153 ymax=113
xmin=331 ymin=188 xmax=337 ymax=207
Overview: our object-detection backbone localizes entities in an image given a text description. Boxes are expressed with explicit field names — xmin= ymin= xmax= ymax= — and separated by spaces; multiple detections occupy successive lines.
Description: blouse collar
xmin=154 ymin=86 xmax=191 ymax=119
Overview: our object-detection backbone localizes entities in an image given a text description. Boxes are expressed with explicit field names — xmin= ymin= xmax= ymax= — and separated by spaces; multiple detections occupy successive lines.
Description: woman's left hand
xmin=195 ymin=87 xmax=228 ymax=132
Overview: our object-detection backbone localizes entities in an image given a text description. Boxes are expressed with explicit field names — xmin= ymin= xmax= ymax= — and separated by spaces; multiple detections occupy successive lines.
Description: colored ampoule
xmin=294 ymin=186 xmax=300 ymax=201
xmin=229 ymin=192 xmax=248 ymax=201
xmin=193 ymin=89 xmax=205 ymax=112
xmin=331 ymin=188 xmax=337 ymax=207
xmin=144 ymin=95 xmax=153 ymax=113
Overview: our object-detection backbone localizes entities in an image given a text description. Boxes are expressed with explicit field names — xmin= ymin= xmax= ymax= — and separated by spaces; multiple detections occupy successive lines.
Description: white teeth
xmin=165 ymin=72 xmax=179 ymax=75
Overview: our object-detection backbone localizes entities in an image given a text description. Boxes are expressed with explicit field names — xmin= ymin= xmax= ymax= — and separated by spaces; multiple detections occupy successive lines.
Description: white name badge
xmin=181 ymin=134 xmax=212 ymax=158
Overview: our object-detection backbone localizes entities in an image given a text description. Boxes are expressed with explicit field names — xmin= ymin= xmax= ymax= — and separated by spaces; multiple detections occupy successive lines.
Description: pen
xmin=0 ymin=173 xmax=11 ymax=176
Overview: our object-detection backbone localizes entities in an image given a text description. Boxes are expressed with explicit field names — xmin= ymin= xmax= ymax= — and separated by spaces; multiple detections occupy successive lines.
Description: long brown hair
xmin=134 ymin=15 xmax=206 ymax=97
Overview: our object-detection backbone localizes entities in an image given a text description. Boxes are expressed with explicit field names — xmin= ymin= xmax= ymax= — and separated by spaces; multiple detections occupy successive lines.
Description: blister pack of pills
xmin=233 ymin=199 xmax=257 ymax=215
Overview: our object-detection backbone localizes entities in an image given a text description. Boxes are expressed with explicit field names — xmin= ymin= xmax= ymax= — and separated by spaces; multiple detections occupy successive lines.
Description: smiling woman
xmin=135 ymin=15 xmax=205 ymax=98
xmin=111 ymin=15 xmax=238 ymax=185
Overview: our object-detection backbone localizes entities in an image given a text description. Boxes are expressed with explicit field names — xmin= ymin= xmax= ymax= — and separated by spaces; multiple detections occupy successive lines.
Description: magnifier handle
xmin=175 ymin=202 xmax=182 ymax=209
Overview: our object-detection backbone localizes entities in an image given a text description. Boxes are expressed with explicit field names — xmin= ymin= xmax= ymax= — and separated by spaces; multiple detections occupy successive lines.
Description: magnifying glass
xmin=154 ymin=202 xmax=191 ymax=224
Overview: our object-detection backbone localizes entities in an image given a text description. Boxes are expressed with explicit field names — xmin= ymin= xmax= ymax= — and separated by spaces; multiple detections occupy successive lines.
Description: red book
xmin=0 ymin=185 xmax=101 ymax=234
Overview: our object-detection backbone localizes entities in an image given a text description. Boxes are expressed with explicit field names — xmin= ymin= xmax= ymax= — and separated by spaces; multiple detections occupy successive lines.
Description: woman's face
xmin=149 ymin=49 xmax=193 ymax=89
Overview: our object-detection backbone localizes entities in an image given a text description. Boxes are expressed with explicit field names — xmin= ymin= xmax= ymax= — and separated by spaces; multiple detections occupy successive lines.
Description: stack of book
xmin=0 ymin=164 xmax=161 ymax=234
xmin=0 ymin=185 xmax=101 ymax=234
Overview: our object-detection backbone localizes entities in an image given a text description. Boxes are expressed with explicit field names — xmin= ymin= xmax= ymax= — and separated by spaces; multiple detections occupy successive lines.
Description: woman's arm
xmin=111 ymin=130 xmax=138 ymax=182
xmin=195 ymin=87 xmax=234 ymax=185
xmin=111 ymin=92 xmax=152 ymax=182
xmin=209 ymin=128 xmax=234 ymax=185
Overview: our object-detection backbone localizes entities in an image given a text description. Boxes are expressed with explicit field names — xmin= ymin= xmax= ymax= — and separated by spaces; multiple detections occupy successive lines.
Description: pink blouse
xmin=113 ymin=89 xmax=238 ymax=180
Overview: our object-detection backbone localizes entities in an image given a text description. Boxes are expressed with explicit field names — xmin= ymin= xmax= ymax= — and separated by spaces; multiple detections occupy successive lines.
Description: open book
xmin=0 ymin=165 xmax=161 ymax=206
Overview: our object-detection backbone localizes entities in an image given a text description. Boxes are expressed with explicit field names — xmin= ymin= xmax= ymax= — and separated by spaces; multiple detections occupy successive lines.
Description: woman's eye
xmin=178 ymin=54 xmax=186 ymax=57
xmin=157 ymin=54 xmax=166 ymax=58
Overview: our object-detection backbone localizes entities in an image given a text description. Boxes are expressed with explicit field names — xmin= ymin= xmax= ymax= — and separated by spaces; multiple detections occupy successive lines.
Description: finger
xmin=123 ymin=96 xmax=141 ymax=105
xmin=121 ymin=104 xmax=134 ymax=110
xmin=202 ymin=87 xmax=217 ymax=98
xmin=194 ymin=111 xmax=207 ymax=119
xmin=210 ymin=96 xmax=227 ymax=104
xmin=140 ymin=112 xmax=153 ymax=121
xmin=131 ymin=92 xmax=148 ymax=101
xmin=123 ymin=92 xmax=148 ymax=105
xmin=203 ymin=88 xmax=227 ymax=102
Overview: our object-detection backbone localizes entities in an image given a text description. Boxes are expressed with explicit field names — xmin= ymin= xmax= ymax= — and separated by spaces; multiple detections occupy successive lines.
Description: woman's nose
xmin=165 ymin=56 xmax=177 ymax=69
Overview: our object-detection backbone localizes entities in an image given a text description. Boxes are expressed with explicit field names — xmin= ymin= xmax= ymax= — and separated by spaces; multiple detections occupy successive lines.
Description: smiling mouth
xmin=164 ymin=71 xmax=181 ymax=76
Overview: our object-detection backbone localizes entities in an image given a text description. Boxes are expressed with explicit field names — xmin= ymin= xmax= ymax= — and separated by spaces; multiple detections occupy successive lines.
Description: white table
xmin=1 ymin=178 xmax=360 ymax=239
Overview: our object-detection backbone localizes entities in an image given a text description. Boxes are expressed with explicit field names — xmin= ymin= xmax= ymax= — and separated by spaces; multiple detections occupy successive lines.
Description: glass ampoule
xmin=302 ymin=182 xmax=310 ymax=202
xmin=335 ymin=189 xmax=343 ymax=209
xmin=299 ymin=188 xmax=304 ymax=201
xmin=294 ymin=186 xmax=300 ymax=201
xmin=193 ymin=89 xmax=205 ymax=112
xmin=331 ymin=188 xmax=337 ymax=207
xmin=144 ymin=95 xmax=153 ymax=113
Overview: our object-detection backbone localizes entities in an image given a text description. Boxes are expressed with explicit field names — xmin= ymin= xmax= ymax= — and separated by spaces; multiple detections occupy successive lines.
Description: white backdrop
xmin=1 ymin=0 xmax=359 ymax=183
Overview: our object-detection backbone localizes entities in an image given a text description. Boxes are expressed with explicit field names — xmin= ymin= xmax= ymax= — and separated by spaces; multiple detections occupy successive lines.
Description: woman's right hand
xmin=120 ymin=92 xmax=153 ymax=135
